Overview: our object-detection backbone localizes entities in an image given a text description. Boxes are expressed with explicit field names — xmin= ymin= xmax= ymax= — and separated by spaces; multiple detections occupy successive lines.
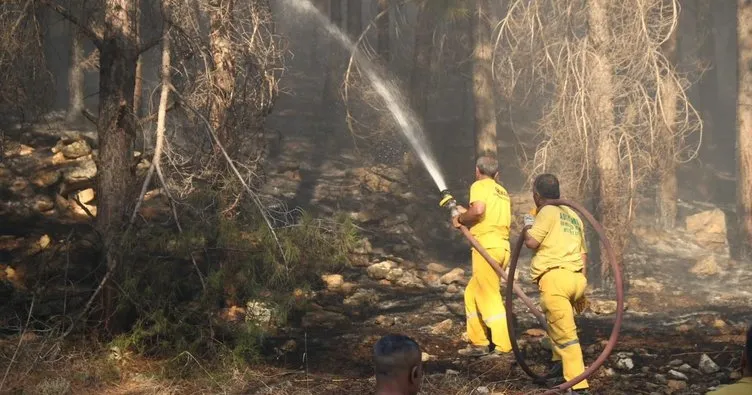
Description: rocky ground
xmin=1 ymin=114 xmax=751 ymax=394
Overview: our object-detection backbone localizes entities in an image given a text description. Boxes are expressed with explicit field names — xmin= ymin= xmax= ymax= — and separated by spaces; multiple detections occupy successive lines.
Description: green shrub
xmin=110 ymin=194 xmax=358 ymax=361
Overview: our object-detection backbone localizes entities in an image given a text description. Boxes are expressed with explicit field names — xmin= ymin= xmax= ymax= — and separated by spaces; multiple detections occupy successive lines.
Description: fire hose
xmin=440 ymin=191 xmax=624 ymax=393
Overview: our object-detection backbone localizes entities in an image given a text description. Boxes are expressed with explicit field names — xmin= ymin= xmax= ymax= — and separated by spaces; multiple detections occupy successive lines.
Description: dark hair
xmin=373 ymin=334 xmax=421 ymax=378
xmin=534 ymin=173 xmax=560 ymax=199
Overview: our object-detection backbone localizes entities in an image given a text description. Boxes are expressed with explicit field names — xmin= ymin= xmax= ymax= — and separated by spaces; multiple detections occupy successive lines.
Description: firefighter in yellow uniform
xmin=452 ymin=156 xmax=513 ymax=357
xmin=522 ymin=173 xmax=590 ymax=393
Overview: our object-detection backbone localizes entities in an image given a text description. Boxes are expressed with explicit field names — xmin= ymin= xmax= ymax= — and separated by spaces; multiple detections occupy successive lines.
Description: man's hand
xmin=452 ymin=205 xmax=467 ymax=228
xmin=523 ymin=214 xmax=535 ymax=228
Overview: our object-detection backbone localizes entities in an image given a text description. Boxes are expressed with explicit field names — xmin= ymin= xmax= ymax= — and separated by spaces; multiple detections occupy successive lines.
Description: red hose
xmin=457 ymin=225 xmax=548 ymax=329
xmin=503 ymin=199 xmax=624 ymax=393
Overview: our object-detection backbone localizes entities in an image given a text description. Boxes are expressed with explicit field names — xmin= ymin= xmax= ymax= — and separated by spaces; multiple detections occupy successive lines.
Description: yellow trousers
xmin=464 ymin=248 xmax=512 ymax=352
xmin=538 ymin=268 xmax=588 ymax=390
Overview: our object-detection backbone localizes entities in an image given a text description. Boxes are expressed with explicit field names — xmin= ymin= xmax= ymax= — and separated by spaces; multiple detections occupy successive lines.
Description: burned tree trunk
xmin=657 ymin=29 xmax=679 ymax=229
xmin=737 ymin=0 xmax=752 ymax=257
xmin=587 ymin=0 xmax=624 ymax=287
xmin=97 ymin=0 xmax=138 ymax=329
xmin=209 ymin=0 xmax=236 ymax=149
xmin=67 ymin=22 xmax=85 ymax=123
xmin=67 ymin=3 xmax=86 ymax=122
xmin=133 ymin=0 xmax=143 ymax=120
xmin=471 ymin=0 xmax=498 ymax=160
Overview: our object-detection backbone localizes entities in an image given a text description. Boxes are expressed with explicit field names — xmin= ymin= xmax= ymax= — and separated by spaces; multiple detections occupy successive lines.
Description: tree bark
xmin=376 ymin=0 xmax=390 ymax=63
xmin=588 ymin=0 xmax=624 ymax=287
xmin=714 ymin=1 xmax=738 ymax=174
xmin=133 ymin=0 xmax=143 ymax=119
xmin=67 ymin=19 xmax=85 ymax=123
xmin=657 ymin=29 xmax=679 ymax=229
xmin=97 ymin=0 xmax=138 ymax=330
xmin=471 ymin=0 xmax=498 ymax=160
xmin=737 ymin=0 xmax=752 ymax=257
xmin=209 ymin=0 xmax=236 ymax=149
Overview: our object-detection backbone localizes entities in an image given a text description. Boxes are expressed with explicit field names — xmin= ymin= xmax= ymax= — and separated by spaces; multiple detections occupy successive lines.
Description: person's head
xmin=475 ymin=156 xmax=499 ymax=181
xmin=533 ymin=173 xmax=560 ymax=207
xmin=743 ymin=325 xmax=752 ymax=376
xmin=374 ymin=334 xmax=423 ymax=395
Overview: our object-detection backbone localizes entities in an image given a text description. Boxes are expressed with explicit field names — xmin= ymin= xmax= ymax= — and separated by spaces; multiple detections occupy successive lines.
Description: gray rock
xmin=427 ymin=262 xmax=451 ymax=274
xmin=699 ymin=354 xmax=720 ymax=374
xmin=367 ymin=261 xmax=395 ymax=280
xmin=344 ymin=289 xmax=379 ymax=307
xmin=63 ymin=158 xmax=97 ymax=183
xmin=440 ymin=268 xmax=465 ymax=285
xmin=62 ymin=140 xmax=92 ymax=159
xmin=430 ymin=319 xmax=453 ymax=335
xmin=31 ymin=170 xmax=60 ymax=188
xmin=668 ymin=369 xmax=688 ymax=381
xmin=395 ymin=271 xmax=425 ymax=289
xmin=616 ymin=357 xmax=634 ymax=371
xmin=654 ymin=374 xmax=667 ymax=384
xmin=385 ymin=267 xmax=404 ymax=282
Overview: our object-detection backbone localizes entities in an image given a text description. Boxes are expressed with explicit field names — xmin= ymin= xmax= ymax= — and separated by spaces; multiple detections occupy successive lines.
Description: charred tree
xmin=471 ymin=0 xmax=498 ymax=160
xmin=208 ymin=0 xmax=237 ymax=150
xmin=133 ymin=0 xmax=143 ymax=119
xmin=587 ymin=0 xmax=623 ymax=287
xmin=97 ymin=0 xmax=139 ymax=329
xmin=737 ymin=0 xmax=752 ymax=257
xmin=657 ymin=29 xmax=679 ymax=229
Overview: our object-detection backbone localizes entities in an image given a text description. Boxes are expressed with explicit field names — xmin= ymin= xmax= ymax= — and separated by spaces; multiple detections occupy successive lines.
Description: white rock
xmin=668 ymin=369 xmax=688 ymax=381
xmin=698 ymin=354 xmax=720 ymax=374
xmin=321 ymin=274 xmax=344 ymax=291
xmin=245 ymin=300 xmax=272 ymax=325
xmin=475 ymin=386 xmax=490 ymax=394
xmin=616 ymin=357 xmax=634 ymax=371
xmin=367 ymin=261 xmax=395 ymax=280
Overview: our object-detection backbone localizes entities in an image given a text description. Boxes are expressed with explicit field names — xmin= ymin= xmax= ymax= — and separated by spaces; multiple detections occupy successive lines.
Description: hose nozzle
xmin=439 ymin=189 xmax=460 ymax=218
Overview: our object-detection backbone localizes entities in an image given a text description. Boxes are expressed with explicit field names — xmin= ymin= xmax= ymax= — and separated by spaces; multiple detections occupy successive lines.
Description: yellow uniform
xmin=464 ymin=178 xmax=512 ymax=351
xmin=528 ymin=205 xmax=589 ymax=390
xmin=707 ymin=378 xmax=752 ymax=395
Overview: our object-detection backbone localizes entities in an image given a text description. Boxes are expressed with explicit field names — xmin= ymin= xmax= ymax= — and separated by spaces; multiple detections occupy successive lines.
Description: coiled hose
xmin=459 ymin=199 xmax=624 ymax=394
